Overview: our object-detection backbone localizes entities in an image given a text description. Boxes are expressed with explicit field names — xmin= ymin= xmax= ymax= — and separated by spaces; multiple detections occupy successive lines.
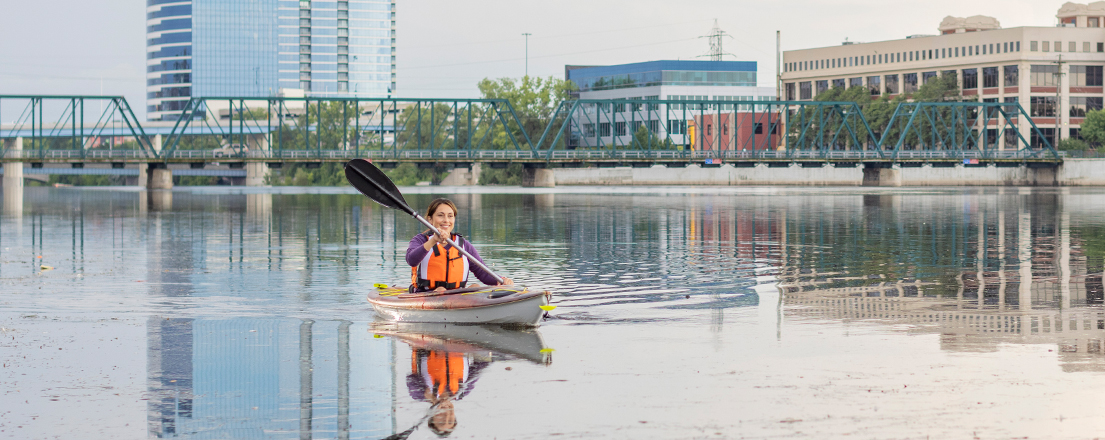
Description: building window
xmin=849 ymin=77 xmax=863 ymax=88
xmin=833 ymin=78 xmax=846 ymax=89
xmin=1071 ymin=65 xmax=1104 ymax=86
xmin=1017 ymin=42 xmax=1021 ymax=51
xmin=942 ymin=70 xmax=958 ymax=83
xmin=1056 ymin=41 xmax=1062 ymax=52
xmin=885 ymin=74 xmax=899 ymax=94
xmin=1091 ymin=17 xmax=1101 ymax=27
xmin=785 ymin=83 xmax=795 ymax=101
xmin=799 ymin=82 xmax=812 ymax=100
xmin=1070 ymin=97 xmax=1103 ymax=117
xmin=614 ymin=122 xmax=626 ymax=136
xmin=962 ymin=68 xmax=978 ymax=89
xmin=816 ymin=80 xmax=829 ymax=95
xmin=903 ymin=73 xmax=918 ymax=93
xmin=599 ymin=122 xmax=611 ymax=137
xmin=1004 ymin=65 xmax=1019 ymax=87
xmin=1031 ymin=41 xmax=1038 ymax=51
xmin=1030 ymin=65 xmax=1059 ymax=86
xmin=1003 ymin=42 xmax=1008 ymax=53
xmin=867 ymin=76 xmax=880 ymax=95
xmin=668 ymin=120 xmax=685 ymax=135
xmin=1043 ymin=41 xmax=1050 ymax=52
xmin=955 ymin=47 xmax=959 ymax=57
xmin=1031 ymin=128 xmax=1055 ymax=149
xmin=1030 ymin=96 xmax=1056 ymax=117
xmin=583 ymin=123 xmax=595 ymax=137
xmin=1099 ymin=42 xmax=1105 ymax=52
xmin=983 ymin=67 xmax=999 ymax=88
xmin=922 ymin=71 xmax=938 ymax=84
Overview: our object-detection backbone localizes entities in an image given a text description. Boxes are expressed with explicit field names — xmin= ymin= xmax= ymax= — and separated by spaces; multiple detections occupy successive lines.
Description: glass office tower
xmin=147 ymin=0 xmax=396 ymax=120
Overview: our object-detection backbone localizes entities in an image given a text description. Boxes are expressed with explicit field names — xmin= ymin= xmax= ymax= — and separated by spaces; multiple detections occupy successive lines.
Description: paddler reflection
xmin=408 ymin=348 xmax=489 ymax=436
xmin=373 ymin=323 xmax=552 ymax=438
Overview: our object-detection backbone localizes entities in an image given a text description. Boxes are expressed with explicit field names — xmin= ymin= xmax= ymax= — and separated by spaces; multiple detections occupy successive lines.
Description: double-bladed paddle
xmin=344 ymin=159 xmax=505 ymax=285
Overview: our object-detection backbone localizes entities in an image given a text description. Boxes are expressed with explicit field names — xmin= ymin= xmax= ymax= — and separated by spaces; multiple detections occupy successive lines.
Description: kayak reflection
xmin=373 ymin=323 xmax=551 ymax=438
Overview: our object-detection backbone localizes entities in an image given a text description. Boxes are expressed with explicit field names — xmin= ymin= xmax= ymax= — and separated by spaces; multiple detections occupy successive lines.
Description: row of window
xmin=578 ymin=120 xmax=777 ymax=139
xmin=147 ymin=86 xmax=191 ymax=100
xmin=147 ymin=45 xmax=191 ymax=59
xmin=146 ymin=17 xmax=191 ymax=33
xmin=573 ymin=70 xmax=756 ymax=92
xmin=1029 ymin=41 xmax=1105 ymax=53
xmin=147 ymin=59 xmax=191 ymax=73
xmin=147 ymin=4 xmax=190 ymax=20
xmin=148 ymin=31 xmax=191 ymax=46
xmin=784 ymin=65 xmax=1104 ymax=99
xmin=147 ymin=72 xmax=190 ymax=86
xmin=786 ymin=41 xmax=1022 ymax=73
xmin=1028 ymin=96 xmax=1104 ymax=117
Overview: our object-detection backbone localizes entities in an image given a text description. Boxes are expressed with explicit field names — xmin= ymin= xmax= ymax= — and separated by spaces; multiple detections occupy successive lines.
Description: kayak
xmin=367 ymin=284 xmax=552 ymax=327
xmin=370 ymin=322 xmax=553 ymax=365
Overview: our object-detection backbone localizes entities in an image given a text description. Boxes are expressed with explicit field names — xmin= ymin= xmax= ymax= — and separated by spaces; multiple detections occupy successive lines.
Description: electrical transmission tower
xmin=699 ymin=19 xmax=734 ymax=61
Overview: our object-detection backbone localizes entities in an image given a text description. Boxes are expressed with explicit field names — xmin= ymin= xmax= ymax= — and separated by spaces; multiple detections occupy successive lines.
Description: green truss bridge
xmin=0 ymin=95 xmax=1061 ymax=187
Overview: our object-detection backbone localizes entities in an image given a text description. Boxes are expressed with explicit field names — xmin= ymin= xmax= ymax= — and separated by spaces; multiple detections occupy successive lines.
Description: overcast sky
xmin=0 ymin=0 xmax=1065 ymax=120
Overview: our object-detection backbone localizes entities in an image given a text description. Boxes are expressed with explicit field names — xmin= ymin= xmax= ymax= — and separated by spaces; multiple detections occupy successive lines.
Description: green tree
xmin=476 ymin=76 xmax=578 ymax=150
xmin=1079 ymin=109 xmax=1105 ymax=147
xmin=1057 ymin=138 xmax=1090 ymax=151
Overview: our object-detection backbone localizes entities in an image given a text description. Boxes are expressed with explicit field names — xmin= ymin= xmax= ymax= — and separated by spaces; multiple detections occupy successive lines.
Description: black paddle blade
xmin=345 ymin=159 xmax=414 ymax=214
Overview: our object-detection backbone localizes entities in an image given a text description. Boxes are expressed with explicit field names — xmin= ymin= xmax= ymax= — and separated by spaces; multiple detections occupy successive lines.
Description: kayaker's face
xmin=431 ymin=205 xmax=455 ymax=235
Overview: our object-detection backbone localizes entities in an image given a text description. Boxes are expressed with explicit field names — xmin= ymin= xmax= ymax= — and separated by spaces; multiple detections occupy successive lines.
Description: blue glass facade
xmin=148 ymin=0 xmax=396 ymax=120
xmin=568 ymin=61 xmax=758 ymax=92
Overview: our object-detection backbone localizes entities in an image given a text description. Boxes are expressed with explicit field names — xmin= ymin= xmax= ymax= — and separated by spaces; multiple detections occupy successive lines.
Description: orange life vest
xmin=411 ymin=233 xmax=469 ymax=290
xmin=424 ymin=350 xmax=467 ymax=398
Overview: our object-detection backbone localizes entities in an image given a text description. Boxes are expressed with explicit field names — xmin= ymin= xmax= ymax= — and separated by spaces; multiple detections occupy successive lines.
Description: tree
xmin=1080 ymin=109 xmax=1105 ymax=147
xmin=476 ymin=76 xmax=578 ymax=150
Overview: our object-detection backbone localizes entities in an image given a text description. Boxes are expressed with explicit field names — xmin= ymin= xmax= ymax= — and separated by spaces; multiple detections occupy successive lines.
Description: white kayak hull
xmin=368 ymin=286 xmax=550 ymax=327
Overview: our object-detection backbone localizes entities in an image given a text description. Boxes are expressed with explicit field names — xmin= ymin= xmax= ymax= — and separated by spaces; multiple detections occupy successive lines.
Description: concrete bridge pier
xmin=861 ymin=163 xmax=901 ymax=187
xmin=440 ymin=163 xmax=481 ymax=186
xmin=2 ymin=137 xmax=24 ymax=215
xmin=521 ymin=165 xmax=555 ymax=188
xmin=146 ymin=164 xmax=173 ymax=190
xmin=246 ymin=133 xmax=270 ymax=186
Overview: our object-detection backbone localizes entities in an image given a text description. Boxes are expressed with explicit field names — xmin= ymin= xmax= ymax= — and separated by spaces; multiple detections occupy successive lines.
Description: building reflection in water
xmin=778 ymin=192 xmax=1105 ymax=372
xmin=145 ymin=319 xmax=550 ymax=439
xmin=147 ymin=318 xmax=397 ymax=439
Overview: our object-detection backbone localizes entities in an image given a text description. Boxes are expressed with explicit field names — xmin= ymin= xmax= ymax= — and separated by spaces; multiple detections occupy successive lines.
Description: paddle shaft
xmin=346 ymin=162 xmax=505 ymax=284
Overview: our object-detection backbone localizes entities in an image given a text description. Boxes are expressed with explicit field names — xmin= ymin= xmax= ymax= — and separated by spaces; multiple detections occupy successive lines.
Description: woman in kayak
xmin=406 ymin=198 xmax=513 ymax=292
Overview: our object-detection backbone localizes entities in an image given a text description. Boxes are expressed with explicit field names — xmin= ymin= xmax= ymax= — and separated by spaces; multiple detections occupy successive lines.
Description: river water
xmin=2 ymin=186 xmax=1105 ymax=439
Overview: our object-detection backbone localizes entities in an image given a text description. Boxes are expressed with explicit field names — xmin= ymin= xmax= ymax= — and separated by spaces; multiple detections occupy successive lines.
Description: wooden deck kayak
xmin=367 ymin=285 xmax=551 ymax=326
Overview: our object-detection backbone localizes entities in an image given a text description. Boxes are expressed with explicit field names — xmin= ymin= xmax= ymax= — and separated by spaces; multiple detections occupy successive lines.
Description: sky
xmin=0 ymin=0 xmax=1066 ymax=120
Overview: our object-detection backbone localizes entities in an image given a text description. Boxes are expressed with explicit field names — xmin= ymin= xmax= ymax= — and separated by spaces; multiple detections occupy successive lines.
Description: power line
xmin=403 ymin=36 xmax=700 ymax=71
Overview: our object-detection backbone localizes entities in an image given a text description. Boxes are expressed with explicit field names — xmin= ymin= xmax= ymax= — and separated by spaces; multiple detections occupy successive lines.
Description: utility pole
xmin=776 ymin=31 xmax=781 ymax=101
xmin=1054 ymin=54 xmax=1064 ymax=149
xmin=522 ymin=33 xmax=532 ymax=77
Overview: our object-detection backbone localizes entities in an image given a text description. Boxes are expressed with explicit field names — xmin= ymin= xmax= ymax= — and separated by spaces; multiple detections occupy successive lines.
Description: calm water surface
xmin=2 ymin=186 xmax=1105 ymax=439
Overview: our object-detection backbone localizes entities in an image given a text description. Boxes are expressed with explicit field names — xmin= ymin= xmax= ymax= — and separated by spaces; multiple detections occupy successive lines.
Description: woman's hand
xmin=498 ymin=277 xmax=514 ymax=286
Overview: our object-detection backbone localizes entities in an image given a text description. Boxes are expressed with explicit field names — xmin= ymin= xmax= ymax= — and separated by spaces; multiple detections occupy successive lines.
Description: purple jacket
xmin=406 ymin=232 xmax=499 ymax=288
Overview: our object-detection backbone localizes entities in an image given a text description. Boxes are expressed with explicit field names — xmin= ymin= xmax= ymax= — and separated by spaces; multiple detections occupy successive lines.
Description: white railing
xmin=0 ymin=148 xmax=1060 ymax=162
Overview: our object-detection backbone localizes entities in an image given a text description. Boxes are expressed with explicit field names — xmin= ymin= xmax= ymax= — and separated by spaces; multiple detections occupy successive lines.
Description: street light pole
xmin=522 ymin=33 xmax=532 ymax=77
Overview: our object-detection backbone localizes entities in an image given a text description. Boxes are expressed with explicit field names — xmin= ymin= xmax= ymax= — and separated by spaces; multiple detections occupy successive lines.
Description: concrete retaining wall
xmin=533 ymin=158 xmax=1105 ymax=187
xmin=1057 ymin=158 xmax=1105 ymax=186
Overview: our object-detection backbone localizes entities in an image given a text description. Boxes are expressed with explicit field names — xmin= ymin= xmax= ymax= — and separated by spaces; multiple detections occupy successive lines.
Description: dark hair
xmin=425 ymin=198 xmax=459 ymax=219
